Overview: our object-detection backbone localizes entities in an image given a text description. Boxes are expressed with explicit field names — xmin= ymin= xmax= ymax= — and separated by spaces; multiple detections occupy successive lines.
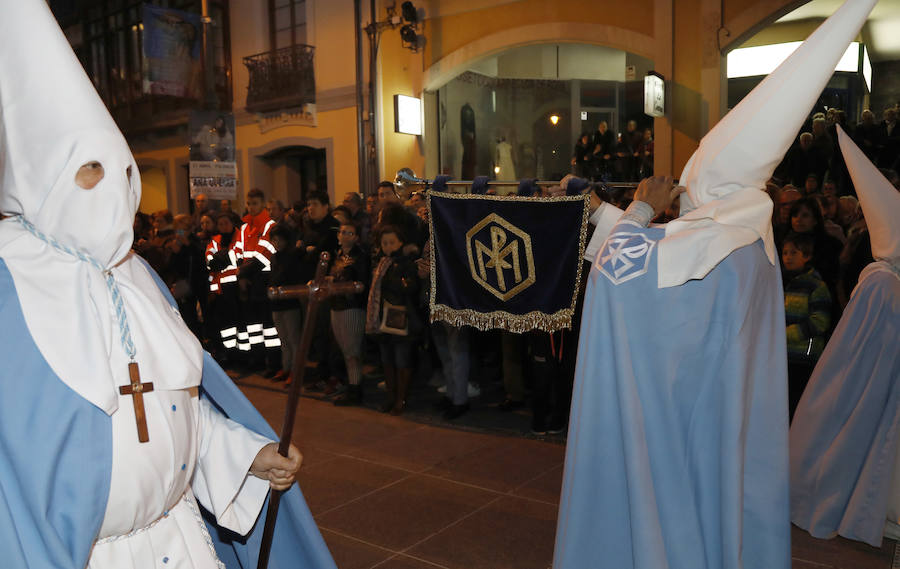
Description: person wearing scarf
xmin=365 ymin=225 xmax=420 ymax=415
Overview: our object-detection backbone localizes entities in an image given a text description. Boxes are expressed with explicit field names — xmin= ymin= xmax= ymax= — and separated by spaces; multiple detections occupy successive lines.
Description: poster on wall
xmin=142 ymin=4 xmax=202 ymax=99
xmin=189 ymin=111 xmax=237 ymax=199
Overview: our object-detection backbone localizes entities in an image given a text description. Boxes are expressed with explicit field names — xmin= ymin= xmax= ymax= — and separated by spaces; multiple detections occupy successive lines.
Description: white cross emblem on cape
xmin=597 ymin=232 xmax=656 ymax=285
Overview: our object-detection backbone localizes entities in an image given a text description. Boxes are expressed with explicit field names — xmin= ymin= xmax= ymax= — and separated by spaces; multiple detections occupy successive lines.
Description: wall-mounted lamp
xmin=549 ymin=114 xmax=560 ymax=125
xmin=394 ymin=94 xmax=422 ymax=135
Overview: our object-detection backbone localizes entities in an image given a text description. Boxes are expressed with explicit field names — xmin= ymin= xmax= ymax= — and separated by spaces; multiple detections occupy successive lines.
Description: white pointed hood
xmin=837 ymin=125 xmax=900 ymax=266
xmin=657 ymin=0 xmax=876 ymax=288
xmin=0 ymin=0 xmax=138 ymax=265
xmin=0 ymin=0 xmax=202 ymax=415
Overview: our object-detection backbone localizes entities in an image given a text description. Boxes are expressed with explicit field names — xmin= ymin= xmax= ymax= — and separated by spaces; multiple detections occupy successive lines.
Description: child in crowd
xmin=365 ymin=225 xmax=420 ymax=415
xmin=330 ymin=222 xmax=370 ymax=406
xmin=781 ymin=232 xmax=832 ymax=421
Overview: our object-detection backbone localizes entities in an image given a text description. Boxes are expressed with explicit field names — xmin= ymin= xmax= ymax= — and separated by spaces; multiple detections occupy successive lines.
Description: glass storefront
xmin=437 ymin=43 xmax=654 ymax=184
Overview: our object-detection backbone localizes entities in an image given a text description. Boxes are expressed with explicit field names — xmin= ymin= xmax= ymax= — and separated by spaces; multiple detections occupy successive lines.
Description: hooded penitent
xmin=555 ymin=2 xmax=878 ymax=569
xmin=0 ymin=0 xmax=202 ymax=414
xmin=836 ymin=125 xmax=900 ymax=267
xmin=788 ymin=124 xmax=900 ymax=548
xmin=658 ymin=0 xmax=877 ymax=288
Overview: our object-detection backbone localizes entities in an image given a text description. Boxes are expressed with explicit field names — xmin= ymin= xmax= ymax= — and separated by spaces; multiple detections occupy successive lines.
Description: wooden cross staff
xmin=256 ymin=251 xmax=364 ymax=569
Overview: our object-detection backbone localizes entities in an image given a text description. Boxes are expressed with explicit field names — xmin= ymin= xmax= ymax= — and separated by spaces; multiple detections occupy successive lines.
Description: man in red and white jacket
xmin=234 ymin=188 xmax=281 ymax=374
xmin=205 ymin=213 xmax=241 ymax=363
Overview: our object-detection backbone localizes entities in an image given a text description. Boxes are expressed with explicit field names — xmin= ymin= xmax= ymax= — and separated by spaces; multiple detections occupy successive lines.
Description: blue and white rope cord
xmin=11 ymin=215 xmax=137 ymax=361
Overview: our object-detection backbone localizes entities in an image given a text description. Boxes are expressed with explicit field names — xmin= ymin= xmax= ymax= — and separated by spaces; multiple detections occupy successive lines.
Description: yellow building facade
xmin=127 ymin=0 xmax=807 ymax=214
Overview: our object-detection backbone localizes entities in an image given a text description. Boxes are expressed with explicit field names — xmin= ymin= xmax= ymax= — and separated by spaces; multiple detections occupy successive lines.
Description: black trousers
xmin=240 ymin=274 xmax=281 ymax=370
xmin=788 ymin=359 xmax=816 ymax=423
xmin=528 ymin=329 xmax=577 ymax=431
xmin=209 ymin=284 xmax=241 ymax=359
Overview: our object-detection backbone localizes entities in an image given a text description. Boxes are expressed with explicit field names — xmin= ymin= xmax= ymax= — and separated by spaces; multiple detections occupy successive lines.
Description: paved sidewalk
xmin=239 ymin=379 xmax=897 ymax=569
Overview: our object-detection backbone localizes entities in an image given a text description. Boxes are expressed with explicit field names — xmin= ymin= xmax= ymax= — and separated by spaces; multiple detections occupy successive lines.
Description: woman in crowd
xmin=788 ymin=197 xmax=844 ymax=303
xmin=365 ymin=225 xmax=420 ymax=415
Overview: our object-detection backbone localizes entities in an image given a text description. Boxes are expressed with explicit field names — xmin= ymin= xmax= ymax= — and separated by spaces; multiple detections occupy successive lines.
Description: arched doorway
xmin=256 ymin=145 xmax=327 ymax=207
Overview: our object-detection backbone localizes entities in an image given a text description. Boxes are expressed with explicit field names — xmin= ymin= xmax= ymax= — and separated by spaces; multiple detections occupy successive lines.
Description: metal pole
xmin=354 ymin=0 xmax=367 ymax=195
xmin=367 ymin=0 xmax=379 ymax=190
xmin=401 ymin=179 xmax=642 ymax=189
xmin=200 ymin=0 xmax=216 ymax=110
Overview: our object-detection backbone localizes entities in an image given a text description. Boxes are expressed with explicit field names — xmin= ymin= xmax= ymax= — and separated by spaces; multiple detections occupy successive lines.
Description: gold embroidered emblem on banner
xmin=465 ymin=214 xmax=536 ymax=301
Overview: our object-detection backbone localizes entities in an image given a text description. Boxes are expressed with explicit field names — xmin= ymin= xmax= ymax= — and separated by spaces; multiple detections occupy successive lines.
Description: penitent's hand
xmin=250 ymin=443 xmax=303 ymax=491
xmin=633 ymin=175 xmax=684 ymax=218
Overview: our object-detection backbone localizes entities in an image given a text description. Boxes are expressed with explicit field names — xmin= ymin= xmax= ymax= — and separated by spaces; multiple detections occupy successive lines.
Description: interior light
xmin=863 ymin=45 xmax=872 ymax=92
xmin=727 ymin=41 xmax=860 ymax=78
xmin=550 ymin=114 xmax=560 ymax=125
xmin=494 ymin=166 xmax=501 ymax=174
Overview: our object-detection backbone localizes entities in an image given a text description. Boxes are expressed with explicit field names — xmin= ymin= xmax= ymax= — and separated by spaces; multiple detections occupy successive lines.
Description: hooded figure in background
xmin=0 ymin=2 xmax=337 ymax=568
xmin=553 ymin=1 xmax=876 ymax=568
xmin=789 ymin=126 xmax=900 ymax=548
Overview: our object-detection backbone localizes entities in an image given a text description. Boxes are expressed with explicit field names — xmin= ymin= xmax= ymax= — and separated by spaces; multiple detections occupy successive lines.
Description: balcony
xmin=244 ymin=44 xmax=316 ymax=114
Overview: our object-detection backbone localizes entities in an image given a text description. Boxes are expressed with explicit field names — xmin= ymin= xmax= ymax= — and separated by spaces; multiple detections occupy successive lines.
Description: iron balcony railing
xmin=243 ymin=44 xmax=316 ymax=114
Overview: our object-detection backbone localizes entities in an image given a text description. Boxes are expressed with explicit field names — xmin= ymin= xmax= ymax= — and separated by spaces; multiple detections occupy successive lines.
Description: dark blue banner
xmin=428 ymin=192 xmax=589 ymax=332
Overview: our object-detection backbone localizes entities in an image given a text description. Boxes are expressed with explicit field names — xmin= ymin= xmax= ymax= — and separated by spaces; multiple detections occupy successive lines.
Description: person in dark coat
xmin=296 ymin=190 xmax=339 ymax=385
xmin=268 ymin=223 xmax=305 ymax=382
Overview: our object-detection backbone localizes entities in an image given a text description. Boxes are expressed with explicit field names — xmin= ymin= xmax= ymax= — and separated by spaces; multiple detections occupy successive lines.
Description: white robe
xmin=87 ymin=346 xmax=272 ymax=568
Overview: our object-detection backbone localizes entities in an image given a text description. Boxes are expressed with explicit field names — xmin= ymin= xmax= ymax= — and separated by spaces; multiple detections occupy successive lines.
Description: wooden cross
xmin=257 ymin=252 xmax=364 ymax=569
xmin=119 ymin=362 xmax=155 ymax=443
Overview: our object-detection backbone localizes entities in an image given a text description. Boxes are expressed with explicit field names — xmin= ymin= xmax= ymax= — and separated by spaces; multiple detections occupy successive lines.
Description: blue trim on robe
xmin=790 ymin=267 xmax=900 ymax=547
xmin=0 ymin=257 xmax=337 ymax=569
xmin=0 ymin=258 xmax=111 ymax=569
xmin=554 ymin=223 xmax=791 ymax=569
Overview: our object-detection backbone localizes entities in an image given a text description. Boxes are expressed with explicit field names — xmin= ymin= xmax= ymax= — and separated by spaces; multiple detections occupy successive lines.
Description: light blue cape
xmin=554 ymin=221 xmax=791 ymax=569
xmin=790 ymin=264 xmax=900 ymax=547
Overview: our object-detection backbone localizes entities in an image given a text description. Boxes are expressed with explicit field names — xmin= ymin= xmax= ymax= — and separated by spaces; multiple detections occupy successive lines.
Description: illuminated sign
xmin=644 ymin=73 xmax=665 ymax=117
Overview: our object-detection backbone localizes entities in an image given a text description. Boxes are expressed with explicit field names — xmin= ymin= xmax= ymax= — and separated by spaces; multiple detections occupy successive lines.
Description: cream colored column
xmin=653 ymin=0 xmax=674 ymax=177
xmin=700 ymin=0 xmax=727 ymax=136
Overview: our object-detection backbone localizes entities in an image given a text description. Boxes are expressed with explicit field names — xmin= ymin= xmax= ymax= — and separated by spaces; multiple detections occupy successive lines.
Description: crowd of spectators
xmin=130 ymin=104 xmax=896 ymax=435
xmin=572 ymin=120 xmax=654 ymax=182
xmin=767 ymin=104 xmax=900 ymax=420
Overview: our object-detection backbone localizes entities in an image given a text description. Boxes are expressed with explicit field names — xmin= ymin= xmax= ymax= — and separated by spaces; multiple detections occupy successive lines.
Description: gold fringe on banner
xmin=431 ymin=305 xmax=577 ymax=333
xmin=427 ymin=191 xmax=591 ymax=334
